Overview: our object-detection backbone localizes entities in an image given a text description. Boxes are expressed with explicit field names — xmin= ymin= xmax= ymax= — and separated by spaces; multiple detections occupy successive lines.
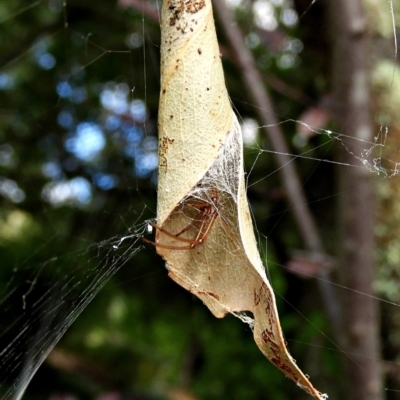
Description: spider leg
xmin=141 ymin=236 xmax=195 ymax=250
xmin=174 ymin=205 xmax=211 ymax=238
xmin=174 ymin=216 xmax=201 ymax=238
xmin=194 ymin=208 xmax=218 ymax=244
xmin=148 ymin=222 xmax=205 ymax=244
xmin=142 ymin=191 xmax=219 ymax=251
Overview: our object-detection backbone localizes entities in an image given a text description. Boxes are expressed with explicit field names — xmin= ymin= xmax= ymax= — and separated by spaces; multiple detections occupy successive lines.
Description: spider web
xmin=1 ymin=0 xmax=400 ymax=399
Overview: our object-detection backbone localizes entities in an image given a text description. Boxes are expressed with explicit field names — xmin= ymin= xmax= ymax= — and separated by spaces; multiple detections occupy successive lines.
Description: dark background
xmin=0 ymin=0 xmax=399 ymax=399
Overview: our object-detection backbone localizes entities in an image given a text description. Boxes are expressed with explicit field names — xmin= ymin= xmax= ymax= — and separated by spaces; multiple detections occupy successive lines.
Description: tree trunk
xmin=328 ymin=1 xmax=383 ymax=399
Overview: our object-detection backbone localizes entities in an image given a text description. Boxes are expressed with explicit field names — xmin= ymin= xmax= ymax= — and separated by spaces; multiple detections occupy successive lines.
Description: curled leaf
xmin=150 ymin=0 xmax=327 ymax=398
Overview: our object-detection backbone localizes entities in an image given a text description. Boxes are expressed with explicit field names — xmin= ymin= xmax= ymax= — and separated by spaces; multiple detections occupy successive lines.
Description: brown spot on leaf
xmin=254 ymin=282 xmax=267 ymax=306
xmin=168 ymin=0 xmax=185 ymax=26
xmin=198 ymin=291 xmax=220 ymax=301
xmin=261 ymin=328 xmax=275 ymax=343
xmin=185 ymin=0 xmax=205 ymax=13
xmin=159 ymin=137 xmax=175 ymax=168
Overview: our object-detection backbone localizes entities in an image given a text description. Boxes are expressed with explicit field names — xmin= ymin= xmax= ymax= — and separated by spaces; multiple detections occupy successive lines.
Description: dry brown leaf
xmin=150 ymin=0 xmax=327 ymax=398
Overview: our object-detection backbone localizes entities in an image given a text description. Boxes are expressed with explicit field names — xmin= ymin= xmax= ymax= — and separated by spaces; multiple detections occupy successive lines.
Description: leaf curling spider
xmin=142 ymin=190 xmax=219 ymax=250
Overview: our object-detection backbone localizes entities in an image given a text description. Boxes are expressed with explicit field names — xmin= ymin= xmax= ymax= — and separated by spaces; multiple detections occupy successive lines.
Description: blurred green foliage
xmin=0 ymin=0 xmax=365 ymax=399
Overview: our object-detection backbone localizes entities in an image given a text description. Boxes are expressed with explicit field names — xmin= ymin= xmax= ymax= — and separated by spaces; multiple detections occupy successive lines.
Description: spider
xmin=142 ymin=190 xmax=219 ymax=250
